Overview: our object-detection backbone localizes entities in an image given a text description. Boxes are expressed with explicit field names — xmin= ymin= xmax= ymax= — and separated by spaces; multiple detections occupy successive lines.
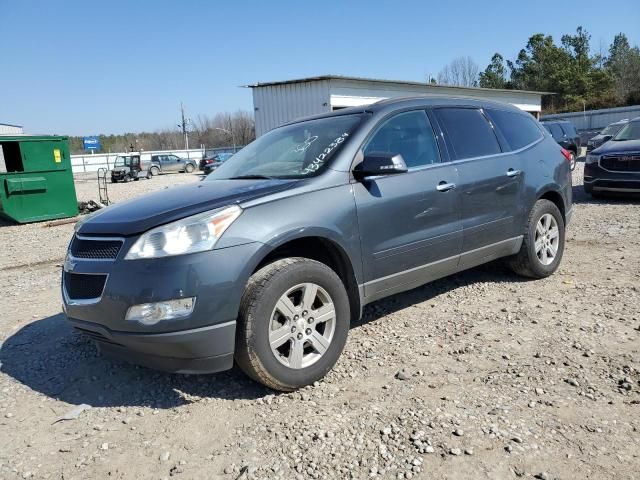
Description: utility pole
xmin=178 ymin=102 xmax=190 ymax=150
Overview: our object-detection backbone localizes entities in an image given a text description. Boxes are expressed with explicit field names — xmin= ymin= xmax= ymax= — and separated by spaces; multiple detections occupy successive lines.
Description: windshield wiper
xmin=227 ymin=174 xmax=274 ymax=180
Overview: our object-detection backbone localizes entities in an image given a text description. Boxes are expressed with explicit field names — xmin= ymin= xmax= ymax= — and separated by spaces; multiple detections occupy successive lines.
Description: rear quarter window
xmin=487 ymin=109 xmax=543 ymax=150
xmin=434 ymin=107 xmax=501 ymax=160
xmin=546 ymin=123 xmax=564 ymax=139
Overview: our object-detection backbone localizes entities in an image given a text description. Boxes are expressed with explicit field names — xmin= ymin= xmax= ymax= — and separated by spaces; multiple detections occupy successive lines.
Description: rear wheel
xmin=508 ymin=199 xmax=565 ymax=279
xmin=235 ymin=258 xmax=350 ymax=391
xmin=185 ymin=163 xmax=194 ymax=173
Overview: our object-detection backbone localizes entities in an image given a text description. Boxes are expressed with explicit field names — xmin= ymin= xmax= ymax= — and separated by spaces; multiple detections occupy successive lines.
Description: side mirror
xmin=354 ymin=152 xmax=408 ymax=179
xmin=602 ymin=135 xmax=613 ymax=142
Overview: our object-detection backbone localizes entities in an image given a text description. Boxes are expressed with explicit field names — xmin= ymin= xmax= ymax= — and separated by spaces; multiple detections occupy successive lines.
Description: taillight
xmin=560 ymin=148 xmax=572 ymax=163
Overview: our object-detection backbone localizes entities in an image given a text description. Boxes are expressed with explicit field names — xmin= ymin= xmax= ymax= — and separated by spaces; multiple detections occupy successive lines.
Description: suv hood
xmin=593 ymin=139 xmax=640 ymax=155
xmin=589 ymin=133 xmax=609 ymax=143
xmin=78 ymin=179 xmax=296 ymax=236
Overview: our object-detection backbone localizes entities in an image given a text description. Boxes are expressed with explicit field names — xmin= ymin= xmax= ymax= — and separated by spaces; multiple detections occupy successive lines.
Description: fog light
xmin=126 ymin=297 xmax=195 ymax=325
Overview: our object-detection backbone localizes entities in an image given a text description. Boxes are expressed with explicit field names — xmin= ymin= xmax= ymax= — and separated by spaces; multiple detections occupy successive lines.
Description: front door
xmin=352 ymin=109 xmax=463 ymax=300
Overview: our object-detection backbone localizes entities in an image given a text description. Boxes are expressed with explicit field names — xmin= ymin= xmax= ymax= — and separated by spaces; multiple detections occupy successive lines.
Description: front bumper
xmin=67 ymin=317 xmax=235 ymax=373
xmin=584 ymin=163 xmax=640 ymax=192
xmin=62 ymin=240 xmax=264 ymax=373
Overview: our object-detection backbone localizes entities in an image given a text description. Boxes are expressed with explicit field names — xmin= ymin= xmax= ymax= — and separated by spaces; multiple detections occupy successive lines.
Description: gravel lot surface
xmin=0 ymin=165 xmax=639 ymax=479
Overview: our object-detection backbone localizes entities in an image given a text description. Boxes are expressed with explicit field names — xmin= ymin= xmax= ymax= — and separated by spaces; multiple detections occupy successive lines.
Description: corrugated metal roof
xmin=0 ymin=122 xmax=23 ymax=128
xmin=245 ymin=75 xmax=554 ymax=96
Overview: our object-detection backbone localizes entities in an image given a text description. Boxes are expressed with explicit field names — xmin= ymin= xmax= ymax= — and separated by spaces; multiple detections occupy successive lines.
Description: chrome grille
xmin=600 ymin=153 xmax=640 ymax=172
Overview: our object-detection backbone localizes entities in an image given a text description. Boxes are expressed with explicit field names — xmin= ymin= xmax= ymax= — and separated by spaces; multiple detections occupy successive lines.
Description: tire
xmin=185 ymin=163 xmax=194 ymax=173
xmin=235 ymin=257 xmax=351 ymax=391
xmin=508 ymin=199 xmax=565 ymax=279
xmin=569 ymin=152 xmax=576 ymax=171
xmin=133 ymin=176 xmax=140 ymax=181
xmin=150 ymin=166 xmax=160 ymax=176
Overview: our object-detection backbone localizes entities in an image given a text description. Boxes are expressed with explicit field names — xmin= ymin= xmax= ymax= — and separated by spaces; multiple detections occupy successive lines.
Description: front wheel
xmin=150 ymin=166 xmax=160 ymax=176
xmin=508 ymin=199 xmax=565 ymax=279
xmin=235 ymin=258 xmax=351 ymax=391
xmin=185 ymin=163 xmax=194 ymax=173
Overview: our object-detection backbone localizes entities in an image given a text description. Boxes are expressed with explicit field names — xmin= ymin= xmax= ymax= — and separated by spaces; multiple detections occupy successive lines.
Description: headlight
xmin=585 ymin=154 xmax=600 ymax=165
xmin=125 ymin=205 xmax=242 ymax=260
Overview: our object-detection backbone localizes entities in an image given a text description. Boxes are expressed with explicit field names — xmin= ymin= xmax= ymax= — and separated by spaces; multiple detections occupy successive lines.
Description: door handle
xmin=506 ymin=169 xmax=521 ymax=177
xmin=436 ymin=182 xmax=456 ymax=192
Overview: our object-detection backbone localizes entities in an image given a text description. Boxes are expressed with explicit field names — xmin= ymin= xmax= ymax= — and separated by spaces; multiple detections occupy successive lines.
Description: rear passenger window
xmin=487 ymin=109 xmax=543 ymax=150
xmin=364 ymin=110 xmax=440 ymax=168
xmin=434 ymin=108 xmax=501 ymax=160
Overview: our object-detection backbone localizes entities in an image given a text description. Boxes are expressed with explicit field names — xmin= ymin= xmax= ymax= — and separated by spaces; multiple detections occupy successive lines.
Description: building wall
xmin=0 ymin=124 xmax=24 ymax=135
xmin=329 ymin=79 xmax=543 ymax=114
xmin=252 ymin=80 xmax=331 ymax=136
xmin=252 ymin=79 xmax=544 ymax=135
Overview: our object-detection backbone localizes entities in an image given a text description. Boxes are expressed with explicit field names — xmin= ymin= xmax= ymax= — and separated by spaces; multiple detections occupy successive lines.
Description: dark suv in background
xmin=63 ymin=97 xmax=572 ymax=391
xmin=584 ymin=116 xmax=640 ymax=196
xmin=541 ymin=120 xmax=580 ymax=170
xmin=199 ymin=151 xmax=234 ymax=174
xmin=586 ymin=119 xmax=629 ymax=153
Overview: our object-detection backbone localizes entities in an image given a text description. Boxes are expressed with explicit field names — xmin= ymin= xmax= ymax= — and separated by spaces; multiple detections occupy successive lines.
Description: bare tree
xmin=67 ymin=110 xmax=255 ymax=154
xmin=437 ymin=56 xmax=480 ymax=87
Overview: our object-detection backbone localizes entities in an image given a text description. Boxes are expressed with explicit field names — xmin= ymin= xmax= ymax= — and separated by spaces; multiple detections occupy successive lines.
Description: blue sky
xmin=2 ymin=0 xmax=639 ymax=135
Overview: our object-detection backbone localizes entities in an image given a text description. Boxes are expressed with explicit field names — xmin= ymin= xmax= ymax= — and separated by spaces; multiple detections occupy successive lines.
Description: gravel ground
xmin=0 ymin=164 xmax=639 ymax=479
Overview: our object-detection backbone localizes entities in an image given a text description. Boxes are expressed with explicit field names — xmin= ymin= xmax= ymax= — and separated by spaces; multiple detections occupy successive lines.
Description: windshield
xmin=613 ymin=121 xmax=640 ymax=141
xmin=601 ymin=123 xmax=624 ymax=136
xmin=206 ymin=114 xmax=363 ymax=180
xmin=114 ymin=156 xmax=131 ymax=167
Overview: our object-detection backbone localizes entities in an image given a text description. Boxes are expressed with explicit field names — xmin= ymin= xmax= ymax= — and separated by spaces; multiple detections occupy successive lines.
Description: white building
xmin=248 ymin=75 xmax=550 ymax=136
xmin=0 ymin=122 xmax=23 ymax=135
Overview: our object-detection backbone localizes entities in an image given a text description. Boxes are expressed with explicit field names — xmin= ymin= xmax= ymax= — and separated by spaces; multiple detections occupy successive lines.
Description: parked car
xmin=149 ymin=154 xmax=196 ymax=175
xmin=584 ymin=116 xmax=640 ymax=197
xmin=63 ymin=97 xmax=572 ymax=391
xmin=110 ymin=154 xmax=151 ymax=182
xmin=586 ymin=119 xmax=629 ymax=153
xmin=199 ymin=152 xmax=234 ymax=174
xmin=541 ymin=120 xmax=580 ymax=170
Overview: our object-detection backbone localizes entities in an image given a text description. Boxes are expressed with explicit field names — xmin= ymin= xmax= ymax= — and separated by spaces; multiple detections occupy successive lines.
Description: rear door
xmin=352 ymin=109 xmax=462 ymax=300
xmin=169 ymin=155 xmax=186 ymax=171
xmin=433 ymin=107 xmax=522 ymax=264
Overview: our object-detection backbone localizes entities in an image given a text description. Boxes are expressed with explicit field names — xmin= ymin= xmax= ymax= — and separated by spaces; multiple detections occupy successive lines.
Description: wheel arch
xmin=536 ymin=187 xmax=567 ymax=223
xmin=250 ymin=234 xmax=362 ymax=323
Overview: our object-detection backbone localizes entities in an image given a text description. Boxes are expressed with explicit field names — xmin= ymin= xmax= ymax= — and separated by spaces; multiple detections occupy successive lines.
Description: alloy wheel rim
xmin=269 ymin=283 xmax=336 ymax=369
xmin=534 ymin=213 xmax=559 ymax=265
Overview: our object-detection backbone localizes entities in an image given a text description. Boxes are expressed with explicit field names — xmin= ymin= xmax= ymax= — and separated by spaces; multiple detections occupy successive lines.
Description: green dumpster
xmin=0 ymin=135 xmax=78 ymax=223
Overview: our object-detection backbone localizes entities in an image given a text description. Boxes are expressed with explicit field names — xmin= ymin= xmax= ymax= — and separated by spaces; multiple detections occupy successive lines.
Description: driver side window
xmin=364 ymin=110 xmax=440 ymax=168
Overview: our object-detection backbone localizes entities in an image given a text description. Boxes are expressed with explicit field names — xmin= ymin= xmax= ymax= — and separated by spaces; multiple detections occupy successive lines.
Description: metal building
xmin=248 ymin=75 xmax=549 ymax=136
xmin=0 ymin=123 xmax=24 ymax=135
